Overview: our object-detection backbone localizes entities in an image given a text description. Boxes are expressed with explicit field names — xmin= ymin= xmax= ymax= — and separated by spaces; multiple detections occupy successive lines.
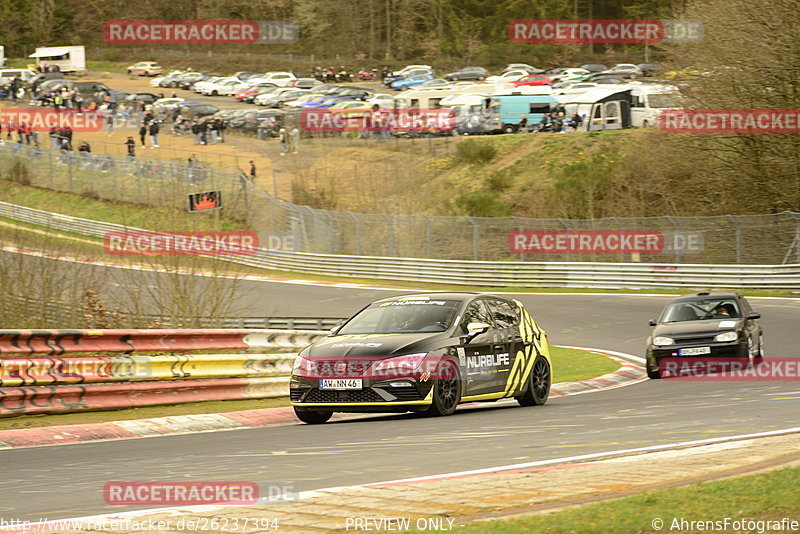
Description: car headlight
xmin=714 ymin=331 xmax=738 ymax=342
xmin=292 ymin=356 xmax=316 ymax=373
xmin=371 ymin=353 xmax=427 ymax=374
xmin=653 ymin=336 xmax=674 ymax=346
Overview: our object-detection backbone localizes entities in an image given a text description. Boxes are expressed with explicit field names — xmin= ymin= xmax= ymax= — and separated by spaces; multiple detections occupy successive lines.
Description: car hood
xmin=304 ymin=333 xmax=448 ymax=359
xmin=653 ymin=319 xmax=742 ymax=336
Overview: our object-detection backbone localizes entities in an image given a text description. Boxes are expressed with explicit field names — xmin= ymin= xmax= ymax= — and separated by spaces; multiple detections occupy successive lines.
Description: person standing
xmin=48 ymin=124 xmax=58 ymax=148
xmin=209 ymin=118 xmax=218 ymax=144
xmin=8 ymin=76 xmax=19 ymax=101
xmin=138 ymin=122 xmax=147 ymax=147
xmin=191 ymin=120 xmax=201 ymax=144
xmin=149 ymin=120 xmax=160 ymax=148
xmin=125 ymin=136 xmax=136 ymax=160
xmin=249 ymin=160 xmax=256 ymax=184
xmin=290 ymin=126 xmax=300 ymax=154
xmin=199 ymin=119 xmax=208 ymax=145
xmin=278 ymin=127 xmax=288 ymax=155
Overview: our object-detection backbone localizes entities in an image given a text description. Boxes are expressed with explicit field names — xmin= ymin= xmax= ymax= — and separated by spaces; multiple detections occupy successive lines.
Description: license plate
xmin=679 ymin=347 xmax=711 ymax=356
xmin=320 ymin=379 xmax=362 ymax=390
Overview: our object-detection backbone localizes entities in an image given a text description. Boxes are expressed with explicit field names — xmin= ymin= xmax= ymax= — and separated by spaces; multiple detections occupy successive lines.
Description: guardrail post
xmin=728 ymin=215 xmax=742 ymax=264
xmin=513 ymin=217 xmax=524 ymax=262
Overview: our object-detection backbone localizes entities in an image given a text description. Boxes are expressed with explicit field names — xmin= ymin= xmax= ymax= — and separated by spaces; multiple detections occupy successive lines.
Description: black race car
xmin=646 ymin=291 xmax=763 ymax=379
xmin=290 ymin=293 xmax=552 ymax=424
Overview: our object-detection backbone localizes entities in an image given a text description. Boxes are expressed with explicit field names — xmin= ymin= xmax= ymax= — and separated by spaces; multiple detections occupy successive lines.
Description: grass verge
xmin=0 ymin=346 xmax=617 ymax=431
xmin=411 ymin=465 xmax=800 ymax=534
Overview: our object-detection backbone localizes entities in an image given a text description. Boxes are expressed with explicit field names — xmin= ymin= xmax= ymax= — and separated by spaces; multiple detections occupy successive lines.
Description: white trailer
xmin=29 ymin=45 xmax=86 ymax=73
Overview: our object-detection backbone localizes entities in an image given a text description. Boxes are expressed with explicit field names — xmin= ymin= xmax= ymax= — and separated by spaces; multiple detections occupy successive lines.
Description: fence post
xmin=559 ymin=218 xmax=572 ymax=262
xmin=467 ymin=216 xmax=479 ymax=261
xmin=728 ymin=214 xmax=742 ymax=264
xmin=349 ymin=212 xmax=361 ymax=256
xmin=667 ymin=216 xmax=682 ymax=263
xmin=384 ymin=214 xmax=395 ymax=257
xmin=422 ymin=215 xmax=432 ymax=258
xmin=513 ymin=216 xmax=524 ymax=262
xmin=611 ymin=217 xmax=624 ymax=262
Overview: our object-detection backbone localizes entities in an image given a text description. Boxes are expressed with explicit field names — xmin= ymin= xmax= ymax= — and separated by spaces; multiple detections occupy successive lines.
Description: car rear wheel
xmin=647 ymin=366 xmax=662 ymax=379
xmin=426 ymin=359 xmax=461 ymax=416
xmin=518 ymin=356 xmax=551 ymax=406
xmin=400 ymin=85 xmax=408 ymax=91
xmin=503 ymin=124 xmax=517 ymax=134
xmin=756 ymin=333 xmax=765 ymax=360
xmin=293 ymin=408 xmax=333 ymax=424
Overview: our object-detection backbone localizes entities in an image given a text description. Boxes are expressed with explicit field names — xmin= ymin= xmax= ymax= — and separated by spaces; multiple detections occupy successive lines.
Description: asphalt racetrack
xmin=1 ymin=271 xmax=798 ymax=521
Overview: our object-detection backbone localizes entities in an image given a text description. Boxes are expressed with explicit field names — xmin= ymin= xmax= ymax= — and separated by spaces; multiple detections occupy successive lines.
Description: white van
xmin=395 ymin=83 xmax=494 ymax=109
xmin=630 ymin=84 xmax=682 ymax=127
xmin=29 ymin=46 xmax=86 ymax=72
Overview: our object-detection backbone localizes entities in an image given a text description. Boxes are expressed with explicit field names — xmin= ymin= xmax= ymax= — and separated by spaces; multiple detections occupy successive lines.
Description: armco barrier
xmin=0 ymin=329 xmax=326 ymax=417
xmin=1 ymin=201 xmax=798 ymax=289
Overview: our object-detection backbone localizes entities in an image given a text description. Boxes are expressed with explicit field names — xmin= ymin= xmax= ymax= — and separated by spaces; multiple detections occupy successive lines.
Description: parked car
xmin=605 ymin=64 xmax=643 ymax=79
xmin=177 ymin=73 xmax=212 ymax=90
xmin=174 ymin=102 xmax=220 ymax=119
xmin=416 ymin=78 xmax=451 ymax=88
xmin=637 ymin=63 xmax=664 ymax=77
xmin=391 ymin=73 xmax=435 ymax=91
xmin=486 ymin=70 xmax=533 ymax=83
xmin=329 ymin=100 xmax=371 ymax=118
xmin=124 ymin=92 xmax=159 ymax=106
xmin=28 ymin=72 xmax=65 ymax=95
xmin=290 ymin=78 xmax=324 ymax=89
xmin=235 ymin=82 xmax=277 ymax=101
xmin=256 ymin=72 xmax=297 ymax=87
xmin=259 ymin=89 xmax=310 ymax=108
xmin=501 ymin=63 xmax=542 ymax=74
xmin=444 ymin=67 xmax=489 ymax=81
xmin=579 ymin=64 xmax=608 ymax=72
xmin=365 ymin=93 xmax=395 ymax=109
xmin=127 ymin=61 xmax=162 ymax=76
xmin=383 ymin=67 xmax=434 ymax=87
xmin=510 ymin=74 xmax=553 ymax=87
xmin=200 ymin=78 xmax=241 ymax=96
xmin=232 ymin=71 xmax=263 ymax=81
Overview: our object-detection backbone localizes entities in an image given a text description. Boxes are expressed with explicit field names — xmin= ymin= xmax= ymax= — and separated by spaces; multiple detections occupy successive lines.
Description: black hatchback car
xmin=646 ymin=292 xmax=763 ymax=379
xmin=290 ymin=293 xmax=552 ymax=424
xmin=444 ymin=66 xmax=489 ymax=81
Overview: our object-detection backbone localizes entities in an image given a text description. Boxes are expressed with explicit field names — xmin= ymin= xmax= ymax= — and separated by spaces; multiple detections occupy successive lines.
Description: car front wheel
xmin=294 ymin=408 xmax=333 ymax=424
xmin=426 ymin=359 xmax=461 ymax=416
xmin=518 ymin=356 xmax=551 ymax=405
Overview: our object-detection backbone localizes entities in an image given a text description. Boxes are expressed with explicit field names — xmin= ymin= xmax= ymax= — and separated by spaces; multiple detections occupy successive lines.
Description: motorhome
xmin=29 ymin=46 xmax=86 ymax=73
xmin=557 ymin=87 xmax=634 ymax=131
xmin=482 ymin=91 xmax=560 ymax=133
xmin=629 ymin=84 xmax=682 ymax=127
xmin=394 ymin=83 xmax=494 ymax=109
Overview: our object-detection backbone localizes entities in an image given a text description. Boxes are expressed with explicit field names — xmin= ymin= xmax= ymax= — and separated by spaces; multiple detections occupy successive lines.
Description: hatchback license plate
xmin=320 ymin=379 xmax=362 ymax=390
xmin=679 ymin=347 xmax=711 ymax=356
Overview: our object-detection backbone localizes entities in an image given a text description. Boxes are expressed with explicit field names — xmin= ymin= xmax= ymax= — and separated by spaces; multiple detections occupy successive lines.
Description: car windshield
xmin=337 ymin=299 xmax=461 ymax=334
xmin=661 ymin=299 xmax=741 ymax=322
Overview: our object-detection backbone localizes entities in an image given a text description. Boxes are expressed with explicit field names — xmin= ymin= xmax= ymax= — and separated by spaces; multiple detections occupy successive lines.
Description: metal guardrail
xmin=1 ymin=201 xmax=799 ymax=289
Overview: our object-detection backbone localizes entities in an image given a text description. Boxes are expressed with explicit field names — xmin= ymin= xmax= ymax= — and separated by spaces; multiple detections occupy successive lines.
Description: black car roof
xmin=370 ymin=292 xmax=484 ymax=305
xmin=671 ymin=291 xmax=743 ymax=302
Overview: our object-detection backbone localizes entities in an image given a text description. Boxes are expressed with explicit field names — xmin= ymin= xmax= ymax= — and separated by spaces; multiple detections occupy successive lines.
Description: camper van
xmin=558 ymin=87 xmax=634 ymax=131
xmin=629 ymin=84 xmax=682 ymax=127
xmin=482 ymin=92 xmax=560 ymax=133
xmin=29 ymin=46 xmax=86 ymax=73
xmin=394 ymin=83 xmax=495 ymax=109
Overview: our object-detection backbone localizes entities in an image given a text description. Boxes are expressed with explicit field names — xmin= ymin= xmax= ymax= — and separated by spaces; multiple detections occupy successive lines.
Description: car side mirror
xmin=649 ymin=319 xmax=657 ymax=326
xmin=465 ymin=322 xmax=491 ymax=343
xmin=747 ymin=312 xmax=761 ymax=320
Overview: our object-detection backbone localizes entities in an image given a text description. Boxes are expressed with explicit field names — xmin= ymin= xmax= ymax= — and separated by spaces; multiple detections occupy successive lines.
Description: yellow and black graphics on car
xmin=502 ymin=301 xmax=550 ymax=397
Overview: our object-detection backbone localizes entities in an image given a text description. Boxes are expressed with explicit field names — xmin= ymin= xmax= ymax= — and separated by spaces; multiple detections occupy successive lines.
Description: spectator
xmin=517 ymin=113 xmax=528 ymax=133
xmin=218 ymin=116 xmax=226 ymax=143
xmin=249 ymin=160 xmax=256 ymax=183
xmin=278 ymin=127 xmax=288 ymax=155
xmin=74 ymin=91 xmax=83 ymax=112
xmin=48 ymin=124 xmax=58 ymax=148
xmin=568 ymin=111 xmax=583 ymax=131
xmin=125 ymin=136 xmax=136 ymax=160
xmin=63 ymin=125 xmax=73 ymax=150
xmin=149 ymin=120 xmax=160 ymax=148
xmin=8 ymin=76 xmax=19 ymax=101
xmin=290 ymin=126 xmax=300 ymax=154
xmin=209 ymin=118 xmax=219 ymax=144
xmin=199 ymin=119 xmax=208 ymax=145
xmin=187 ymin=153 xmax=199 ymax=184
xmin=136 ymin=122 xmax=146 ymax=147
xmin=191 ymin=120 xmax=201 ymax=144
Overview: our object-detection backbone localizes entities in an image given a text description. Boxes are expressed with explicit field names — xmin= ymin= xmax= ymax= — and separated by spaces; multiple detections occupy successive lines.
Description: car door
xmin=485 ymin=298 xmax=521 ymax=395
xmin=457 ymin=298 xmax=501 ymax=397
